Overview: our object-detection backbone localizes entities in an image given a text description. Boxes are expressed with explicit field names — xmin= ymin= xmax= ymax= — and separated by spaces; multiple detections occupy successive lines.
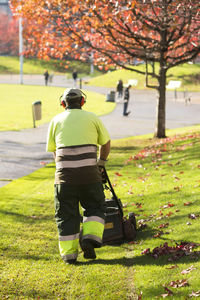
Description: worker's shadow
xmin=76 ymin=252 xmax=200 ymax=266
xmin=76 ymin=258 xmax=135 ymax=266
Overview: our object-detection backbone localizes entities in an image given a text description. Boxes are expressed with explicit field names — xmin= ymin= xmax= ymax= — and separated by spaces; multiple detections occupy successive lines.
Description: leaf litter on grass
xmin=141 ymin=242 xmax=200 ymax=261
xmin=119 ymin=131 xmax=200 ymax=299
xmin=1 ymin=129 xmax=200 ymax=299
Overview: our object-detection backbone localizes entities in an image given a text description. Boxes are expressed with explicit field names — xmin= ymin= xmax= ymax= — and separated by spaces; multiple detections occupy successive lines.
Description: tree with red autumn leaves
xmin=10 ymin=0 xmax=200 ymax=138
xmin=0 ymin=13 xmax=19 ymax=56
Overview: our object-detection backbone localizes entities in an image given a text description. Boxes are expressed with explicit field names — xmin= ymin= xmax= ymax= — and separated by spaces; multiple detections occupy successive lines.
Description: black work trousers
xmin=54 ymin=182 xmax=106 ymax=236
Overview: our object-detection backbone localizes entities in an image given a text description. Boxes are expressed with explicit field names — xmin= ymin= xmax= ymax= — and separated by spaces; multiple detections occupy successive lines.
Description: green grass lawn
xmin=0 ymin=125 xmax=200 ymax=299
xmin=88 ymin=63 xmax=200 ymax=92
xmin=0 ymin=84 xmax=115 ymax=131
xmin=0 ymin=56 xmax=102 ymax=77
xmin=1 ymin=56 xmax=199 ymax=91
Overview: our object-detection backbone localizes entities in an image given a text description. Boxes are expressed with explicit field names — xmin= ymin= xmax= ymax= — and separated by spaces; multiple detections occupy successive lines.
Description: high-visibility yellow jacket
xmin=46 ymin=108 xmax=110 ymax=185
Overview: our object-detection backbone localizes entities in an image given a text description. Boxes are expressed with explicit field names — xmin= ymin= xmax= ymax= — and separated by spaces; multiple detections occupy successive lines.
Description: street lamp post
xmin=90 ymin=51 xmax=94 ymax=75
xmin=19 ymin=17 xmax=23 ymax=84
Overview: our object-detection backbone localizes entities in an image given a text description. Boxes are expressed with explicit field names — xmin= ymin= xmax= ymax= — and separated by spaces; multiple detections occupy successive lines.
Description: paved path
xmin=0 ymin=74 xmax=199 ymax=187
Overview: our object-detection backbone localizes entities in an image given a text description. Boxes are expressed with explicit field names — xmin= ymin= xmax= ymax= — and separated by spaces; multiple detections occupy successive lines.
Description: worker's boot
xmin=81 ymin=239 xmax=96 ymax=259
xmin=63 ymin=258 xmax=77 ymax=265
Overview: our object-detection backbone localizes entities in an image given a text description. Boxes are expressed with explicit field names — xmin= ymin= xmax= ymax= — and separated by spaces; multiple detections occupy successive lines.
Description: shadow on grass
xmin=157 ymin=144 xmax=199 ymax=165
xmin=6 ymin=253 xmax=52 ymax=261
xmin=0 ymin=209 xmax=52 ymax=223
xmin=77 ymin=235 xmax=200 ymax=267
xmin=111 ymin=146 xmax=139 ymax=151
xmin=3 ymin=245 xmax=199 ymax=267
xmin=75 ymin=252 xmax=200 ymax=266
xmin=0 ymin=65 xmax=11 ymax=73
xmin=137 ymin=286 xmax=186 ymax=299
xmin=182 ymin=73 xmax=200 ymax=85
xmin=45 ymin=165 xmax=55 ymax=168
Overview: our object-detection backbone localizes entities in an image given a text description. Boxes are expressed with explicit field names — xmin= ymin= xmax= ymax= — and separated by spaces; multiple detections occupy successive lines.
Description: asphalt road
xmin=0 ymin=75 xmax=199 ymax=188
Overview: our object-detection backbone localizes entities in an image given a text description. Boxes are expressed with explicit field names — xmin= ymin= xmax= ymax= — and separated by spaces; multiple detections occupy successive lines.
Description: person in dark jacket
xmin=116 ymin=79 xmax=123 ymax=101
xmin=44 ymin=70 xmax=49 ymax=86
xmin=123 ymin=85 xmax=131 ymax=116
xmin=72 ymin=70 xmax=78 ymax=87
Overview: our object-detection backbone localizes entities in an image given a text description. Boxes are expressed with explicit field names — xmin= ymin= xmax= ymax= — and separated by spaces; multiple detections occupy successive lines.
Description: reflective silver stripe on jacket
xmin=59 ymin=233 xmax=79 ymax=241
xmin=83 ymin=216 xmax=105 ymax=225
xmin=56 ymin=158 xmax=97 ymax=169
xmin=56 ymin=145 xmax=97 ymax=156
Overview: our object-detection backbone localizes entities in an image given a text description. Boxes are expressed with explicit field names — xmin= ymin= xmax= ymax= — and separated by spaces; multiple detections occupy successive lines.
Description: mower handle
xmin=101 ymin=166 xmax=124 ymax=216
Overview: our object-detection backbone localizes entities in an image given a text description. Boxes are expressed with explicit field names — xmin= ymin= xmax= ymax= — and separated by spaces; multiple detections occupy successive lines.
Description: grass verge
xmin=0 ymin=56 xmax=102 ymax=77
xmin=0 ymin=84 xmax=115 ymax=131
xmin=1 ymin=57 xmax=199 ymax=91
xmin=0 ymin=125 xmax=200 ymax=299
xmin=88 ymin=63 xmax=200 ymax=92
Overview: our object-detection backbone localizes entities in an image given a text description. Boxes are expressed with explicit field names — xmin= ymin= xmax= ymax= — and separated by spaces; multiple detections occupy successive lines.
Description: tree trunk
xmin=154 ymin=67 xmax=167 ymax=138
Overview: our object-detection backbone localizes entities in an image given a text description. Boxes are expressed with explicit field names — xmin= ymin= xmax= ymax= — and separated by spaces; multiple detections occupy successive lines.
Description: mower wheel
xmin=123 ymin=219 xmax=136 ymax=241
xmin=128 ymin=212 xmax=137 ymax=230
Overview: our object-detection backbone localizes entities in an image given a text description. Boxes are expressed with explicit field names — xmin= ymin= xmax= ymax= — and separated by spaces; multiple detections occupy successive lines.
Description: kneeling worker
xmin=46 ymin=88 xmax=110 ymax=264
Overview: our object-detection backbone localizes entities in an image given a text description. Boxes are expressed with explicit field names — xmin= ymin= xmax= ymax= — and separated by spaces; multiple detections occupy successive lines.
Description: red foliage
xmin=9 ymin=0 xmax=200 ymax=65
xmin=0 ymin=13 xmax=19 ymax=55
xmin=9 ymin=0 xmax=200 ymax=138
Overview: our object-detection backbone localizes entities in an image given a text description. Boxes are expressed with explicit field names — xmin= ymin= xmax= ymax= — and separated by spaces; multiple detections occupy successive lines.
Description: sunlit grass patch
xmin=0 ymin=84 xmax=115 ymax=131
xmin=88 ymin=63 xmax=200 ymax=92
xmin=0 ymin=125 xmax=200 ymax=299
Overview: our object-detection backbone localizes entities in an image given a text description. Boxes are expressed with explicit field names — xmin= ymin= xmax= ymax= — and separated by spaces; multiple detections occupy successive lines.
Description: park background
xmin=0 ymin=0 xmax=200 ymax=299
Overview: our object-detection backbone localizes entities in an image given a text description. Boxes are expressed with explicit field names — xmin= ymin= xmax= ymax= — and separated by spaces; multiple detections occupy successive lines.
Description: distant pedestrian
xmin=123 ymin=85 xmax=131 ymax=116
xmin=44 ymin=70 xmax=49 ymax=86
xmin=49 ymin=73 xmax=54 ymax=83
xmin=116 ymin=79 xmax=123 ymax=102
xmin=184 ymin=89 xmax=191 ymax=105
xmin=72 ymin=69 xmax=78 ymax=88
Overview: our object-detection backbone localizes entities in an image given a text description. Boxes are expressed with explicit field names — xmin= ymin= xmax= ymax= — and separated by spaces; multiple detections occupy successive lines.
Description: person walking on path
xmin=123 ymin=85 xmax=131 ymax=116
xmin=116 ymin=79 xmax=124 ymax=102
xmin=46 ymin=88 xmax=110 ymax=264
xmin=44 ymin=70 xmax=49 ymax=86
xmin=72 ymin=69 xmax=78 ymax=88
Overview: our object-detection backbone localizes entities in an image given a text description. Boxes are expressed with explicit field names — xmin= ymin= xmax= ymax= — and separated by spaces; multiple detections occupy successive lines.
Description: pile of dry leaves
xmin=141 ymin=241 xmax=200 ymax=261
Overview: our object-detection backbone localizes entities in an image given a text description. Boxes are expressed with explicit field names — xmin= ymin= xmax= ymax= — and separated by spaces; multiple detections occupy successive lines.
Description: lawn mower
xmin=101 ymin=167 xmax=137 ymax=245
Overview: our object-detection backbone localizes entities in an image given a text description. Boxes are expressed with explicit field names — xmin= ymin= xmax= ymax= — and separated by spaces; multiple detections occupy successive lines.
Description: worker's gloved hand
xmin=97 ymin=159 xmax=107 ymax=184
xmin=97 ymin=158 xmax=107 ymax=167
